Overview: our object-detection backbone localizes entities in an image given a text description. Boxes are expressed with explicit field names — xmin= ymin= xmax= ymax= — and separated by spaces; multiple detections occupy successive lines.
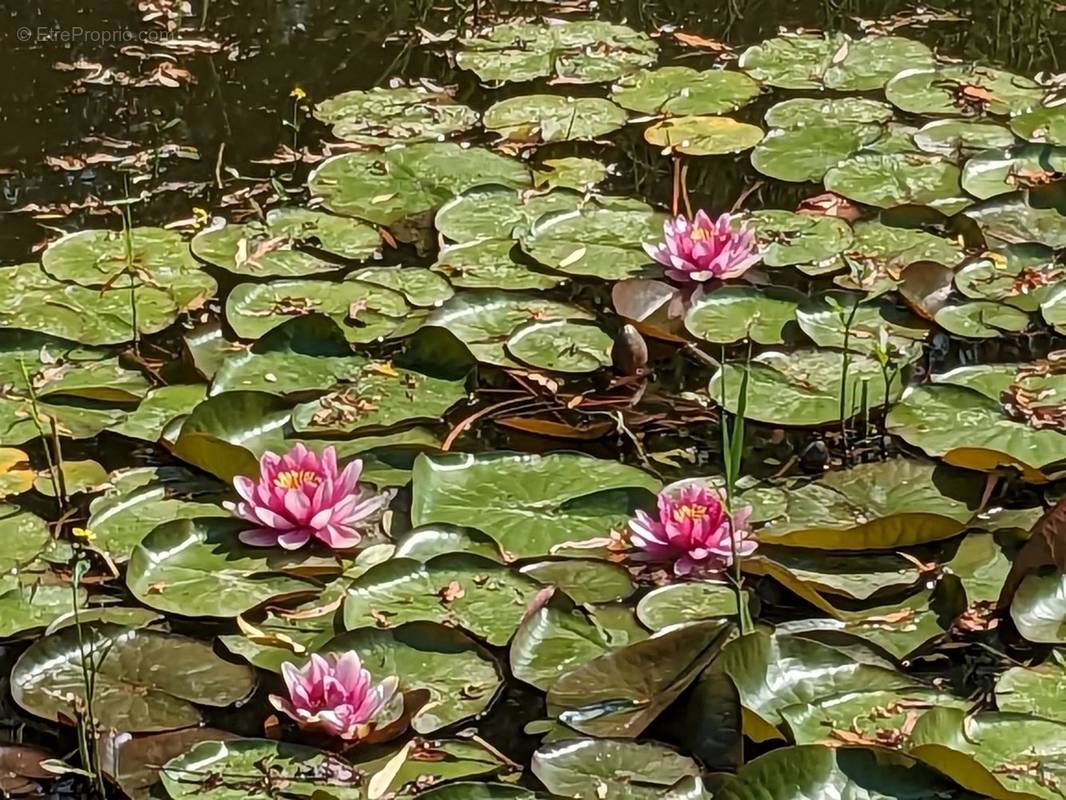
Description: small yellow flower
xmin=192 ymin=207 xmax=209 ymax=227
xmin=290 ymin=87 xmax=307 ymax=100
xmin=72 ymin=527 xmax=95 ymax=542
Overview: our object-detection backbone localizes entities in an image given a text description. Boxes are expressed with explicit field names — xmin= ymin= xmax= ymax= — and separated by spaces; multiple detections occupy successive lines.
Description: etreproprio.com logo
xmin=16 ymin=26 xmax=176 ymax=44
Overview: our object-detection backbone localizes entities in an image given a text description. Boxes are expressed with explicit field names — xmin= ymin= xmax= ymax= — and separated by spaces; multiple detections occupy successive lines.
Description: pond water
xmin=0 ymin=1 xmax=1065 ymax=799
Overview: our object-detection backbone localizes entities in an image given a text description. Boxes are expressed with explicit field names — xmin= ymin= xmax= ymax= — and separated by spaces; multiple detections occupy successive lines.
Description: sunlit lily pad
xmin=349 ymin=266 xmax=454 ymax=308
xmin=824 ymin=153 xmax=969 ymax=213
xmin=12 ymin=623 xmax=255 ymax=732
xmin=747 ymin=458 xmax=981 ymax=549
xmin=520 ymin=559 xmax=635 ymax=604
xmin=42 ymin=227 xmax=198 ymax=287
xmin=849 ymin=220 xmax=966 ymax=274
xmin=343 ymin=553 xmax=540 ymax=645
xmin=744 ymin=211 xmax=853 ymax=268
xmin=455 ymin=21 xmax=657 ymax=84
xmin=410 ymin=451 xmax=658 ymax=558
xmin=886 ymin=65 xmax=1043 ymax=117
xmin=484 ymin=95 xmax=626 ymax=143
xmin=436 ymin=186 xmax=584 ymax=243
xmin=795 ymin=291 xmax=929 ymax=359
xmin=996 ymin=651 xmax=1066 ymax=720
xmin=748 ymin=546 xmax=921 ymax=602
xmin=636 ymin=582 xmax=739 ymax=630
xmin=1044 ymin=284 xmax=1066 ymax=333
xmin=961 ymin=143 xmax=1066 ymax=200
xmin=0 ymin=394 xmax=126 ymax=446
xmin=764 ymin=97 xmax=893 ymax=129
xmin=161 ymin=738 xmax=363 ymax=799
xmin=822 ymin=36 xmax=935 ymax=91
xmin=532 ymin=738 xmax=700 ymax=799
xmin=0 ymin=448 xmax=32 ymax=498
xmin=506 ymin=320 xmax=613 ymax=373
xmin=309 ymin=143 xmax=529 ymax=225
xmin=954 ymin=244 xmax=1063 ymax=311
xmin=738 ymin=32 xmax=846 ymax=89
xmin=533 ymin=157 xmax=609 ymax=192
xmin=887 ymin=384 xmax=1066 ymax=477
xmin=225 ymin=278 xmax=407 ymax=341
xmin=191 ymin=208 xmax=381 ymax=277
xmin=963 ymin=190 xmax=1066 ymax=249
xmin=0 ymin=584 xmax=87 ymax=638
xmin=934 ymin=300 xmax=1030 ymax=338
xmin=314 ymin=85 xmax=479 ymax=145
xmin=913 ymin=119 xmax=1016 ymax=157
xmin=127 ymin=518 xmax=321 ymax=618
xmin=684 ymin=285 xmax=802 ymax=345
xmin=521 ymin=201 xmax=666 ymax=280
xmin=1011 ymin=103 xmax=1066 ymax=145
xmin=644 ymin=115 xmax=763 ymax=156
xmin=433 ymin=240 xmax=564 ymax=290
xmin=751 ymin=125 xmax=873 ymax=183
xmin=33 ymin=459 xmax=107 ymax=496
xmin=1011 ymin=570 xmax=1066 ymax=643
xmin=111 ymin=384 xmax=207 ymax=442
xmin=709 ymin=349 xmax=902 ymax=426
xmin=612 ymin=67 xmax=761 ymax=116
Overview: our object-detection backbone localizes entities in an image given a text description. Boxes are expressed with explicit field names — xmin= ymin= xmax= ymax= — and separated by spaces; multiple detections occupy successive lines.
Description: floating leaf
xmin=1011 ymin=103 xmax=1066 ymax=145
xmin=684 ymin=285 xmax=802 ymax=345
xmin=532 ymin=738 xmax=700 ymax=799
xmin=954 ymin=244 xmax=1063 ymax=311
xmin=612 ymin=67 xmax=761 ymax=116
xmin=995 ymin=651 xmax=1066 ymax=721
xmin=822 ymin=36 xmax=935 ymax=91
xmin=636 ymin=582 xmax=739 ymax=631
xmin=751 ymin=124 xmax=874 ymax=183
xmin=914 ymin=119 xmax=1016 ymax=157
xmin=314 ymin=85 xmax=479 ymax=145
xmin=933 ymin=301 xmax=1030 ymax=338
xmin=961 ymin=144 xmax=1066 ymax=200
xmin=795 ymin=291 xmax=929 ymax=359
xmin=886 ymin=65 xmax=1043 ymax=117
xmin=824 ymin=153 xmax=969 ymax=213
xmin=963 ymin=190 xmax=1066 ymax=249
xmin=533 ymin=157 xmax=609 ymax=191
xmin=484 ymin=95 xmax=627 ymax=143
xmin=738 ymin=32 xmax=847 ymax=89
xmin=644 ymin=115 xmax=763 ymax=156
xmin=745 ymin=211 xmax=853 ymax=269
xmin=506 ymin=320 xmax=613 ymax=373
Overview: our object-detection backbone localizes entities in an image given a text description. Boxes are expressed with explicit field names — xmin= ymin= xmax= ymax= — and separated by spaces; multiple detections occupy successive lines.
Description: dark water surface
xmin=1 ymin=0 xmax=1064 ymax=265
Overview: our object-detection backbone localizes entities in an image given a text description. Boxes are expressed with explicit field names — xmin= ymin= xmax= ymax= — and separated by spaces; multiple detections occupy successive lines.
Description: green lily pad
xmin=744 ymin=211 xmax=853 ymax=268
xmin=352 ymin=739 xmax=510 ymax=794
xmin=42 ymin=227 xmax=197 ymax=287
xmin=886 ymin=384 xmax=1066 ymax=476
xmin=314 ymin=85 xmax=479 ymax=145
xmin=612 ymin=67 xmax=761 ymax=116
xmin=849 ymin=219 xmax=966 ymax=274
xmin=749 ymin=546 xmax=921 ymax=602
xmin=410 ymin=451 xmax=658 ymax=558
xmin=795 ymin=291 xmax=929 ymax=359
xmin=343 ymin=553 xmax=541 ymax=645
xmin=709 ymin=349 xmax=902 ymax=426
xmin=87 ymin=467 xmax=229 ymax=562
xmin=291 ymin=365 xmax=467 ymax=434
xmin=455 ymin=21 xmax=657 ymax=84
xmin=738 ymin=32 xmax=847 ymax=90
xmin=1011 ymin=103 xmax=1066 ymax=145
xmin=963 ymin=190 xmax=1066 ymax=249
xmin=191 ymin=208 xmax=381 ymax=277
xmin=824 ymin=154 xmax=969 ymax=213
xmin=224 ymin=278 xmax=407 ymax=341
xmin=908 ymin=707 xmax=1066 ymax=800
xmin=886 ymin=65 xmax=1043 ymax=117
xmin=348 ymin=266 xmax=454 ymax=308
xmin=418 ymin=292 xmax=594 ymax=367
xmin=636 ymin=582 xmax=739 ymax=631
xmin=764 ymin=97 xmax=893 ymax=129
xmin=0 ymin=584 xmax=87 ymax=638
xmin=394 ymin=525 xmax=504 ymax=563
xmin=961 ymin=144 xmax=1066 ymax=200
xmin=519 ymin=559 xmax=634 ymax=604
xmin=684 ymin=285 xmax=803 ymax=345
xmin=532 ymin=738 xmax=700 ymax=800
xmin=33 ymin=459 xmax=108 ymax=496
xmin=436 ymin=186 xmax=585 ymax=243
xmin=954 ymin=244 xmax=1063 ymax=311
xmin=547 ymin=620 xmax=732 ymax=737
xmin=308 ymin=143 xmax=529 ymax=226
xmin=11 ymin=622 xmax=255 ymax=732
xmin=914 ymin=119 xmax=1016 ymax=157
xmin=127 ymin=518 xmax=321 ymax=618
xmin=434 ymin=240 xmax=565 ymax=290
xmin=751 ymin=124 xmax=874 ymax=183
xmin=715 ymin=744 xmax=959 ymax=800
xmin=520 ymin=200 xmax=666 ymax=280
xmin=533 ymin=157 xmax=609 ymax=192
xmin=1011 ymin=569 xmax=1066 ymax=643
xmin=748 ymin=458 xmax=981 ymax=549
xmin=505 ymin=320 xmax=613 ymax=373
xmin=1044 ymin=284 xmax=1066 ymax=333
xmin=103 ymin=727 xmax=238 ymax=800
xmin=0 ymin=506 xmax=52 ymax=574
xmin=934 ymin=301 xmax=1030 ymax=338
xmin=0 ymin=394 xmax=125 ymax=446
xmin=161 ymin=738 xmax=363 ymax=799
xmin=484 ymin=95 xmax=627 ymax=143
xmin=995 ymin=650 xmax=1066 ymax=721
xmin=644 ymin=115 xmax=763 ymax=156
xmin=822 ymin=36 xmax=935 ymax=91
xmin=0 ymin=262 xmax=212 ymax=346
xmin=111 ymin=384 xmax=207 ymax=442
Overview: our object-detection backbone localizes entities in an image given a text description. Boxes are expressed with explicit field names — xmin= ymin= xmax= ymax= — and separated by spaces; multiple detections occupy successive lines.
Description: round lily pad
xmin=764 ymin=97 xmax=893 ymax=129
xmin=751 ymin=125 xmax=873 ymax=183
xmin=484 ymin=95 xmax=627 ymax=143
xmin=885 ymin=65 xmax=1043 ymax=117
xmin=795 ymin=291 xmax=929 ymax=359
xmin=191 ymin=208 xmax=381 ymax=277
xmin=738 ymin=32 xmax=846 ymax=89
xmin=684 ymin=285 xmax=802 ymax=345
xmin=1011 ymin=103 xmax=1066 ymax=145
xmin=433 ymin=239 xmax=564 ymax=290
xmin=636 ymin=581 xmax=739 ymax=630
xmin=436 ymin=186 xmax=584 ymax=243
xmin=455 ymin=21 xmax=657 ymax=84
xmin=532 ymin=738 xmax=699 ymax=800
xmin=42 ymin=227 xmax=198 ymax=287
xmin=709 ymin=349 xmax=902 ymax=426
xmin=314 ymin=85 xmax=479 ymax=145
xmin=533 ymin=157 xmax=609 ymax=191
xmin=520 ymin=201 xmax=666 ymax=280
xmin=960 ymin=143 xmax=1066 ymax=200
xmin=11 ymin=622 xmax=255 ymax=732
xmin=744 ymin=211 xmax=853 ymax=268
xmin=821 ymin=35 xmax=935 ymax=91
xmin=963 ymin=192 xmax=1066 ymax=249
xmin=954 ymin=244 xmax=1062 ymax=311
xmin=824 ymin=153 xmax=968 ymax=213
xmin=612 ymin=67 xmax=761 ymax=116
xmin=308 ymin=143 xmax=530 ymax=226
xmin=644 ymin=115 xmax=763 ymax=156
xmin=934 ymin=301 xmax=1030 ymax=338
xmin=505 ymin=320 xmax=613 ymax=373
xmin=1011 ymin=570 xmax=1066 ymax=644
xmin=348 ymin=266 xmax=454 ymax=307
xmin=913 ymin=119 xmax=1016 ymax=157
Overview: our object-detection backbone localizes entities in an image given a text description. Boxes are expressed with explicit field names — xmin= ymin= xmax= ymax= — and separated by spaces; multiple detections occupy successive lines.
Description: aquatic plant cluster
xmin=1 ymin=8 xmax=1066 ymax=800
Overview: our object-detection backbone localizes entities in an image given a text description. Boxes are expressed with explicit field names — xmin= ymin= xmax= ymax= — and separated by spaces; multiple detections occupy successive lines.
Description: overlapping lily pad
xmin=751 ymin=125 xmax=874 ymax=183
xmin=506 ymin=320 xmax=613 ymax=373
xmin=961 ymin=143 xmax=1066 ymax=199
xmin=532 ymin=738 xmax=700 ymax=799
xmin=1011 ymin=103 xmax=1066 ymax=145
xmin=738 ymin=32 xmax=847 ymax=89
xmin=314 ymin=85 xmax=479 ymax=145
xmin=612 ymin=67 xmax=761 ymax=116
xmin=824 ymin=153 xmax=969 ymax=213
xmin=684 ymin=286 xmax=802 ymax=345
xmin=644 ymin=115 xmax=763 ymax=156
xmin=886 ymin=65 xmax=1043 ymax=117
xmin=484 ymin=95 xmax=627 ymax=143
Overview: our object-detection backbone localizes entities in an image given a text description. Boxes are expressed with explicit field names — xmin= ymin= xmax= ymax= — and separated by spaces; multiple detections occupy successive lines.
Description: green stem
xmin=17 ymin=359 xmax=61 ymax=512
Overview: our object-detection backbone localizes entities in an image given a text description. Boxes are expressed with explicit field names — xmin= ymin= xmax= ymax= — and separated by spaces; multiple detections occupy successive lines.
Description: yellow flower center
xmin=673 ymin=504 xmax=708 ymax=522
xmin=274 ymin=469 xmax=321 ymax=490
xmin=689 ymin=228 xmax=707 ymax=242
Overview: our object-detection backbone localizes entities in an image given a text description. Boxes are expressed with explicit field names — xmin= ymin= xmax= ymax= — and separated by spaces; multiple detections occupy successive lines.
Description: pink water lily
xmin=644 ymin=210 xmax=760 ymax=283
xmin=225 ymin=443 xmax=384 ymax=550
xmin=270 ymin=652 xmax=398 ymax=741
xmin=629 ymin=483 xmax=756 ymax=576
